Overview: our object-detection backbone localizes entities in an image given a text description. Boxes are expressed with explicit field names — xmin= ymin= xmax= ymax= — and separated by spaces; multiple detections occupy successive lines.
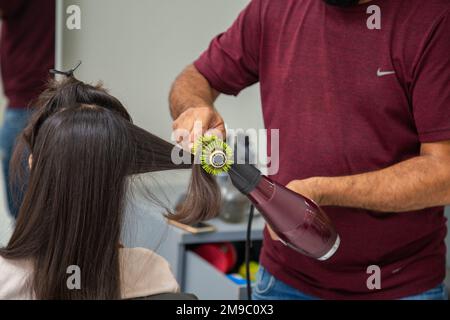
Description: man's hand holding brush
xmin=169 ymin=64 xmax=226 ymax=150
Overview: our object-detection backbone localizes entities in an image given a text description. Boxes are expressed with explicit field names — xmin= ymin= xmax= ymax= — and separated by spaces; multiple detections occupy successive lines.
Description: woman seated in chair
xmin=0 ymin=73 xmax=220 ymax=299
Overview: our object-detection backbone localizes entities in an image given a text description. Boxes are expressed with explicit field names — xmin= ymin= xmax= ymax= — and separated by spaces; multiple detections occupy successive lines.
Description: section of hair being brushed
xmin=0 ymin=77 xmax=220 ymax=300
xmin=127 ymin=123 xmax=222 ymax=225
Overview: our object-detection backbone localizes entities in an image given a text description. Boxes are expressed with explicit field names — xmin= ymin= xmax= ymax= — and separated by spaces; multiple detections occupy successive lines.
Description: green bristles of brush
xmin=192 ymin=136 xmax=234 ymax=175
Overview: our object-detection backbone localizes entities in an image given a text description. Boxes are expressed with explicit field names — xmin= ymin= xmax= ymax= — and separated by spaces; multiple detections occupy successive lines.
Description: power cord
xmin=245 ymin=204 xmax=255 ymax=300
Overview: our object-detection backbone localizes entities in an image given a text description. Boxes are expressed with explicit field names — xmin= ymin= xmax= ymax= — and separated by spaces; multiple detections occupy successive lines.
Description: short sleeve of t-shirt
xmin=412 ymin=10 xmax=450 ymax=143
xmin=194 ymin=0 xmax=262 ymax=96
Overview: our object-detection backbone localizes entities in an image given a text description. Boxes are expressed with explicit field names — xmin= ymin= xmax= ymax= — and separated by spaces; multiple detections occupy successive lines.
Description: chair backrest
xmin=130 ymin=292 xmax=198 ymax=300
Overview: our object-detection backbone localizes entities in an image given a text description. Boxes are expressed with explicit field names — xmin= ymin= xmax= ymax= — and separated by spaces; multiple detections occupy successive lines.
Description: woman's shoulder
xmin=0 ymin=255 xmax=34 ymax=299
xmin=119 ymin=247 xmax=180 ymax=300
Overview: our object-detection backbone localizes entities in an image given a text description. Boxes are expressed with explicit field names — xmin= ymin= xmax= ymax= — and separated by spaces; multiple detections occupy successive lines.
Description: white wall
xmin=57 ymin=0 xmax=262 ymax=141
xmin=0 ymin=76 xmax=5 ymax=114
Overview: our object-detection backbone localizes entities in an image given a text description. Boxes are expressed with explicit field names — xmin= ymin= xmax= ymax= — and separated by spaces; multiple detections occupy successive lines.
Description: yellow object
xmin=238 ymin=261 xmax=259 ymax=282
xmin=193 ymin=136 xmax=233 ymax=175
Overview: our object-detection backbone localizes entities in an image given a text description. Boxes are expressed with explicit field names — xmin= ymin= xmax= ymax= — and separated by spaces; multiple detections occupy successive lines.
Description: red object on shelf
xmin=193 ymin=242 xmax=237 ymax=273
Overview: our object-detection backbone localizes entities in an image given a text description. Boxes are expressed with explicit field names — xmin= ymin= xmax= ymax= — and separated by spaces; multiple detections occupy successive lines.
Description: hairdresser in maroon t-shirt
xmin=0 ymin=0 xmax=55 ymax=218
xmin=170 ymin=0 xmax=450 ymax=299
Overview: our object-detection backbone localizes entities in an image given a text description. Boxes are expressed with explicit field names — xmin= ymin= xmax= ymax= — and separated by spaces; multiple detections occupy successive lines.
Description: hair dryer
xmin=227 ymin=163 xmax=340 ymax=260
xmin=200 ymin=136 xmax=340 ymax=261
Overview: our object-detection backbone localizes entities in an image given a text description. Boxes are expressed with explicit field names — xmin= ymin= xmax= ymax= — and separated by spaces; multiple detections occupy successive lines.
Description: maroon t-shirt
xmin=0 ymin=0 xmax=55 ymax=108
xmin=194 ymin=0 xmax=450 ymax=299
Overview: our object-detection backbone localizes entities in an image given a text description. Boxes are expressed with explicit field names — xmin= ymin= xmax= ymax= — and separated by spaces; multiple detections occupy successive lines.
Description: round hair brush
xmin=192 ymin=136 xmax=234 ymax=175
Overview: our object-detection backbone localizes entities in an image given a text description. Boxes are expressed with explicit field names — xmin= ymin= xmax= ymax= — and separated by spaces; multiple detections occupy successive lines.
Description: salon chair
xmin=131 ymin=293 xmax=198 ymax=300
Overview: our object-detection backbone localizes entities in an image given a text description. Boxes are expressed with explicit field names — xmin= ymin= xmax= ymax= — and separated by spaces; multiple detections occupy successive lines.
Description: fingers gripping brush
xmin=195 ymin=136 xmax=341 ymax=261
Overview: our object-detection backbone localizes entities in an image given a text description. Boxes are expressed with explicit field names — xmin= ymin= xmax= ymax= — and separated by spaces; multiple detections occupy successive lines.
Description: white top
xmin=0 ymin=247 xmax=179 ymax=299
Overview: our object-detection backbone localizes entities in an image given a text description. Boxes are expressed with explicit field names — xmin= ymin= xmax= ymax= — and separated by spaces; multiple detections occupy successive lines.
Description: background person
xmin=0 ymin=0 xmax=55 ymax=218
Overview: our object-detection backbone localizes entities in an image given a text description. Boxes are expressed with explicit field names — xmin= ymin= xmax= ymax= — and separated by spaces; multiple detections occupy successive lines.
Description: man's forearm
xmin=169 ymin=64 xmax=219 ymax=119
xmin=315 ymin=153 xmax=450 ymax=212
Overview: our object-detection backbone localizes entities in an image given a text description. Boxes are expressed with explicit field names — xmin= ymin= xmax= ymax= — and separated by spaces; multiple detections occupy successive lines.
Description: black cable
xmin=245 ymin=204 xmax=255 ymax=300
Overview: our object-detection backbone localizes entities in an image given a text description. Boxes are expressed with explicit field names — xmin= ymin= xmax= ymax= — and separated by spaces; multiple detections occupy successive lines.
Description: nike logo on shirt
xmin=377 ymin=68 xmax=396 ymax=77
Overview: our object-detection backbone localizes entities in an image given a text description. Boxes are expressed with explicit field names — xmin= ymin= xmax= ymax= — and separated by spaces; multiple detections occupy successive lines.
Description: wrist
xmin=312 ymin=176 xmax=330 ymax=207
xmin=287 ymin=177 xmax=327 ymax=206
xmin=172 ymin=101 xmax=213 ymax=120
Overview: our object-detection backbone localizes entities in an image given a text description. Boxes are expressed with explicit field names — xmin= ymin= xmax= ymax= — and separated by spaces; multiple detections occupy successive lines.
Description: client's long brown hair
xmin=0 ymin=77 xmax=220 ymax=299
